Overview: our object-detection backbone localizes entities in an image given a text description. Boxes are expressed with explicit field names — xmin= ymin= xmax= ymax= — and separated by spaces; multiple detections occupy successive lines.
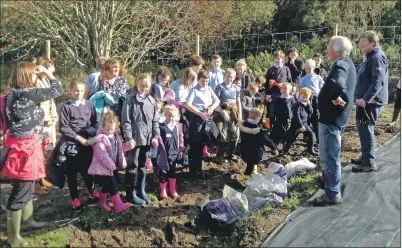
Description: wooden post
xmin=196 ymin=35 xmax=200 ymax=56
xmin=45 ymin=40 xmax=51 ymax=59
xmin=335 ymin=24 xmax=338 ymax=36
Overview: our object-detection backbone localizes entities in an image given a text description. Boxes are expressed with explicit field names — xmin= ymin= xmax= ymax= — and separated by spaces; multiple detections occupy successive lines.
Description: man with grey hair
xmin=312 ymin=36 xmax=356 ymax=206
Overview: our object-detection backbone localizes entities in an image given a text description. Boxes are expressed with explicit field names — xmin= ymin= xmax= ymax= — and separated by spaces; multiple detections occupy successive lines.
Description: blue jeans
xmin=356 ymin=104 xmax=383 ymax=166
xmin=319 ymin=123 xmax=345 ymax=199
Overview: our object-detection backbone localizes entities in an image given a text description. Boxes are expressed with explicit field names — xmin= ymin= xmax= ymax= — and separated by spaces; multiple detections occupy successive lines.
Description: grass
xmin=80 ymin=206 xmax=136 ymax=229
xmin=26 ymin=231 xmax=67 ymax=247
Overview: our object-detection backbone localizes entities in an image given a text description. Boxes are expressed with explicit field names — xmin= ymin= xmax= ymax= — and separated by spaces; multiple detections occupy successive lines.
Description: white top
xmin=170 ymin=79 xmax=191 ymax=104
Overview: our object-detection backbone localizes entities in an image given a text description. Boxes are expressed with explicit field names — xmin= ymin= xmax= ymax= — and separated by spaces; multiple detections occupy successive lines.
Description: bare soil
xmin=0 ymin=105 xmax=399 ymax=247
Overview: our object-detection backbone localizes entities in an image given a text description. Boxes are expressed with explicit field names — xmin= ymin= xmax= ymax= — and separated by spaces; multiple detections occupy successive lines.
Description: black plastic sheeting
xmin=262 ymin=133 xmax=401 ymax=247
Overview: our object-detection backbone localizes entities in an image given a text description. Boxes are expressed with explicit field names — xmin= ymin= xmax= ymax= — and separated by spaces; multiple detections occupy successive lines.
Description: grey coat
xmin=121 ymin=91 xmax=160 ymax=146
xmin=240 ymin=90 xmax=262 ymax=120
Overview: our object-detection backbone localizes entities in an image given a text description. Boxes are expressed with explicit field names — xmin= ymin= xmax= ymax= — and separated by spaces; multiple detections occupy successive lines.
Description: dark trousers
xmin=66 ymin=146 xmax=94 ymax=199
xmin=266 ymin=95 xmax=280 ymax=128
xmin=244 ymin=162 xmax=255 ymax=176
xmin=188 ymin=112 xmax=211 ymax=173
xmin=159 ymin=157 xmax=177 ymax=183
xmin=189 ymin=142 xmax=203 ymax=173
xmin=124 ymin=146 xmax=150 ymax=188
xmin=284 ymin=124 xmax=314 ymax=151
xmin=7 ymin=180 xmax=35 ymax=211
xmin=309 ymin=95 xmax=320 ymax=144
xmin=95 ymin=175 xmax=118 ymax=196
xmin=270 ymin=121 xmax=290 ymax=144
xmin=393 ymin=89 xmax=401 ymax=122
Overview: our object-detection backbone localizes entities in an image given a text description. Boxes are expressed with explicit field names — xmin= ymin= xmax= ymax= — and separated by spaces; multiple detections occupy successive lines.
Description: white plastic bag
xmin=285 ymin=158 xmax=317 ymax=177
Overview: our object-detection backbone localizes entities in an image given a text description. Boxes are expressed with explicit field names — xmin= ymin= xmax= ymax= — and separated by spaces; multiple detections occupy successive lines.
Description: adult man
xmin=86 ymin=57 xmax=106 ymax=96
xmin=312 ymin=36 xmax=355 ymax=206
xmin=352 ymin=31 xmax=388 ymax=172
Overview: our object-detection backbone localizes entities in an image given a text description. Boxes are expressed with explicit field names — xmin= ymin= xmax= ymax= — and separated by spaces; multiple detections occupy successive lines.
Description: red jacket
xmin=1 ymin=131 xmax=45 ymax=180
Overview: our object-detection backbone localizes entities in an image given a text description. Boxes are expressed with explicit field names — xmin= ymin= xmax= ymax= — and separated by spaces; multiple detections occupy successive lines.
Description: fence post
xmin=196 ymin=35 xmax=200 ymax=56
xmin=45 ymin=40 xmax=51 ymax=59
xmin=335 ymin=24 xmax=338 ymax=36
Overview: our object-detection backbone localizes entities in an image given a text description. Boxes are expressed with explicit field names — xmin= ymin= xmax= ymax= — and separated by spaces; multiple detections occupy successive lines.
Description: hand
xmin=125 ymin=140 xmax=136 ymax=150
xmin=301 ymin=126 xmax=306 ymax=132
xmin=35 ymin=65 xmax=54 ymax=79
xmin=177 ymin=152 xmax=183 ymax=160
xmin=306 ymin=99 xmax=310 ymax=105
xmin=223 ymin=111 xmax=230 ymax=122
xmin=151 ymin=138 xmax=158 ymax=147
xmin=332 ymin=97 xmax=346 ymax=107
xmin=265 ymin=95 xmax=272 ymax=102
xmin=199 ymin=112 xmax=208 ymax=121
xmin=356 ymin=99 xmax=366 ymax=107
xmin=207 ymin=107 xmax=213 ymax=116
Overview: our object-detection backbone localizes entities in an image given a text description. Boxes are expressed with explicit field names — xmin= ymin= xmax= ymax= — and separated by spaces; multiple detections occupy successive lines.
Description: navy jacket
xmin=318 ymin=56 xmax=356 ymax=126
xmin=291 ymin=100 xmax=313 ymax=129
xmin=274 ymin=97 xmax=295 ymax=124
xmin=265 ymin=66 xmax=292 ymax=97
xmin=355 ymin=48 xmax=388 ymax=105
xmin=285 ymin=59 xmax=304 ymax=83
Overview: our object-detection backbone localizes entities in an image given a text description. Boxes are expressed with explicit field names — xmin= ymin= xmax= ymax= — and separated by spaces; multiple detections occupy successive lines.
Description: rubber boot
xmin=392 ymin=108 xmax=400 ymax=123
xmin=125 ymin=172 xmax=146 ymax=205
xmin=7 ymin=210 xmax=29 ymax=247
xmin=137 ymin=169 xmax=151 ymax=203
xmin=202 ymin=145 xmax=210 ymax=156
xmin=160 ymin=182 xmax=168 ymax=199
xmin=98 ymin=193 xmax=111 ymax=212
xmin=21 ymin=200 xmax=46 ymax=230
xmin=169 ymin=178 xmax=179 ymax=198
xmin=196 ymin=159 xmax=206 ymax=179
xmin=110 ymin=194 xmax=132 ymax=213
xmin=282 ymin=143 xmax=291 ymax=156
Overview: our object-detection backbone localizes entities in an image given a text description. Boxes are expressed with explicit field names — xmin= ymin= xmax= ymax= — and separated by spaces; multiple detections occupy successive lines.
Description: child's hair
xmin=8 ymin=62 xmax=37 ymax=89
xmin=314 ymin=53 xmax=323 ymax=59
xmin=299 ymin=87 xmax=312 ymax=99
xmin=155 ymin=66 xmax=172 ymax=83
xmin=273 ymin=50 xmax=285 ymax=59
xmin=96 ymin=57 xmax=107 ymax=70
xmin=197 ymin=70 xmax=210 ymax=81
xmin=181 ymin=67 xmax=197 ymax=89
xmin=255 ymin=76 xmax=266 ymax=85
xmin=135 ymin=73 xmax=152 ymax=94
xmin=103 ymin=111 xmax=120 ymax=130
xmin=249 ymin=108 xmax=263 ymax=120
xmin=100 ymin=58 xmax=121 ymax=80
xmin=163 ymin=104 xmax=180 ymax=119
xmin=235 ymin=59 xmax=247 ymax=70
xmin=36 ymin=57 xmax=54 ymax=69
xmin=281 ymin=83 xmax=293 ymax=92
xmin=247 ymin=82 xmax=259 ymax=91
xmin=304 ymin=59 xmax=316 ymax=75
xmin=70 ymin=79 xmax=86 ymax=91
xmin=24 ymin=56 xmax=37 ymax=64
xmin=189 ymin=55 xmax=205 ymax=67
xmin=287 ymin=47 xmax=299 ymax=55
xmin=155 ymin=98 xmax=164 ymax=108
xmin=225 ymin=68 xmax=236 ymax=75
xmin=211 ymin=54 xmax=222 ymax=62
xmin=234 ymin=75 xmax=242 ymax=83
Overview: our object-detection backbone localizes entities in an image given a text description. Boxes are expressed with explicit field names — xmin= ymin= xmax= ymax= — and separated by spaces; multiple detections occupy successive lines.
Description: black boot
xmin=137 ymin=168 xmax=151 ymax=203
xmin=282 ymin=143 xmax=291 ymax=156
xmin=196 ymin=160 xmax=206 ymax=179
xmin=125 ymin=173 xmax=146 ymax=205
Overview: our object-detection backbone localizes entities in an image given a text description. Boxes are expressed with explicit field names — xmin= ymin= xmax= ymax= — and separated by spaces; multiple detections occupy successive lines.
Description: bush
xmin=246 ymin=51 xmax=274 ymax=78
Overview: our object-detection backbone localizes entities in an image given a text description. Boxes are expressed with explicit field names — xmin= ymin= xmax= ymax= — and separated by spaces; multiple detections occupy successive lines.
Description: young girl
xmin=235 ymin=59 xmax=254 ymax=90
xmin=59 ymin=80 xmax=100 ymax=211
xmin=150 ymin=66 xmax=172 ymax=100
xmin=156 ymin=105 xmax=185 ymax=199
xmin=121 ymin=73 xmax=160 ymax=205
xmin=88 ymin=112 xmax=132 ymax=213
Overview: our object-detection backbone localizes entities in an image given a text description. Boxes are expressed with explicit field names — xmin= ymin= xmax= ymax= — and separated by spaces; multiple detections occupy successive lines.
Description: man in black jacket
xmin=312 ymin=36 xmax=356 ymax=206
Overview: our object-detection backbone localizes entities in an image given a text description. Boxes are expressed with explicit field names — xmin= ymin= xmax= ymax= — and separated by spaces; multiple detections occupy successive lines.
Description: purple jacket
xmin=156 ymin=123 xmax=185 ymax=172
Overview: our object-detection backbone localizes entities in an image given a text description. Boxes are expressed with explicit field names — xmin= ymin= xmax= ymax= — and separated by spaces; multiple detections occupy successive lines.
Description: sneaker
xmin=311 ymin=194 xmax=343 ymax=206
xmin=352 ymin=164 xmax=378 ymax=173
xmin=351 ymin=157 xmax=363 ymax=165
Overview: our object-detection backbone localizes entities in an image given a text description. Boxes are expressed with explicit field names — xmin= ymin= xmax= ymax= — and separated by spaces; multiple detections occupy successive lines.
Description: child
xmin=213 ymin=68 xmax=242 ymax=164
xmin=209 ymin=54 xmax=225 ymax=90
xmin=255 ymin=76 xmax=266 ymax=94
xmin=235 ymin=59 xmax=254 ymax=89
xmin=239 ymin=108 xmax=279 ymax=177
xmin=299 ymin=59 xmax=324 ymax=144
xmin=313 ymin=53 xmax=328 ymax=80
xmin=185 ymin=70 xmax=220 ymax=178
xmin=59 ymin=80 xmax=100 ymax=211
xmin=269 ymin=83 xmax=295 ymax=145
xmin=290 ymin=83 xmax=297 ymax=98
xmin=150 ymin=98 xmax=164 ymax=182
xmin=170 ymin=67 xmax=197 ymax=105
xmin=241 ymin=82 xmax=263 ymax=120
xmin=88 ymin=112 xmax=132 ymax=213
xmin=189 ymin=55 xmax=206 ymax=86
xmin=121 ymin=73 xmax=160 ymax=205
xmin=282 ymin=88 xmax=318 ymax=156
xmin=86 ymin=57 xmax=107 ymax=96
xmin=264 ymin=50 xmax=292 ymax=127
xmin=285 ymin=47 xmax=304 ymax=84
xmin=233 ymin=76 xmax=242 ymax=88
xmin=151 ymin=66 xmax=172 ymax=100
xmin=156 ymin=105 xmax=185 ymax=199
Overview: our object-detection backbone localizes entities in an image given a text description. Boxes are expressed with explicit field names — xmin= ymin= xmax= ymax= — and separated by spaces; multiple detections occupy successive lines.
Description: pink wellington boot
xmin=169 ymin=178 xmax=179 ymax=198
xmin=160 ymin=182 xmax=168 ymax=199
xmin=92 ymin=189 xmax=101 ymax=198
xmin=110 ymin=194 xmax=133 ymax=213
xmin=98 ymin=193 xmax=111 ymax=212
xmin=203 ymin=145 xmax=210 ymax=156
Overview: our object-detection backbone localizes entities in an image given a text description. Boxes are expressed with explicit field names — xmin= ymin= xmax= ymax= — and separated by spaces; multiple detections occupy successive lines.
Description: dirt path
xmin=0 ymin=105 xmax=399 ymax=247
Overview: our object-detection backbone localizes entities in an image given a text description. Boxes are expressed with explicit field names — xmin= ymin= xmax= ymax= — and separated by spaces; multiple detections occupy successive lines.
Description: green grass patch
xmin=148 ymin=193 xmax=158 ymax=202
xmin=26 ymin=231 xmax=67 ymax=247
xmin=282 ymin=195 xmax=301 ymax=211
xmin=80 ymin=206 xmax=136 ymax=229
xmin=288 ymin=172 xmax=320 ymax=194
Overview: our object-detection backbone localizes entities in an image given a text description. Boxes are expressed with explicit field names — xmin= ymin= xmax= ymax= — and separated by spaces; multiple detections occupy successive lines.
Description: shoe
xmin=203 ymin=145 xmax=210 ymax=156
xmin=252 ymin=165 xmax=258 ymax=175
xmin=169 ymin=178 xmax=179 ymax=199
xmin=21 ymin=200 xmax=46 ymax=230
xmin=307 ymin=148 xmax=319 ymax=156
xmin=137 ymin=170 xmax=152 ymax=203
xmin=311 ymin=194 xmax=343 ymax=206
xmin=271 ymin=150 xmax=279 ymax=156
xmin=98 ymin=193 xmax=111 ymax=212
xmin=7 ymin=210 xmax=29 ymax=247
xmin=126 ymin=188 xmax=146 ymax=205
xmin=351 ymin=157 xmax=363 ymax=165
xmin=160 ymin=182 xmax=168 ymax=199
xmin=352 ymin=164 xmax=378 ymax=173
xmin=72 ymin=199 xmax=85 ymax=212
xmin=110 ymin=194 xmax=132 ymax=213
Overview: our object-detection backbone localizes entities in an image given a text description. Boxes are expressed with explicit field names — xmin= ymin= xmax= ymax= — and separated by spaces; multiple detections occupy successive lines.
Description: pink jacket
xmin=88 ymin=130 xmax=128 ymax=176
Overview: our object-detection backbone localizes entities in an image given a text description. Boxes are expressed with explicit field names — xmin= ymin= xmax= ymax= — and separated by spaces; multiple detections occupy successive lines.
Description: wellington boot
xmin=7 ymin=210 xmax=29 ymax=247
xmin=21 ymin=200 xmax=46 ymax=230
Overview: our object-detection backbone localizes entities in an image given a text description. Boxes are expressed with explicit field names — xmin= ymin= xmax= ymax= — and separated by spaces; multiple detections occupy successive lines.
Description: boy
xmin=239 ymin=108 xmax=279 ymax=177
xmin=299 ymin=59 xmax=324 ymax=144
xmin=313 ymin=53 xmax=328 ymax=81
xmin=282 ymin=88 xmax=318 ymax=156
xmin=86 ymin=57 xmax=107 ymax=96
xmin=233 ymin=76 xmax=242 ymax=88
xmin=209 ymin=54 xmax=225 ymax=91
xmin=213 ymin=68 xmax=242 ymax=164
xmin=189 ymin=55 xmax=205 ymax=86
xmin=264 ymin=50 xmax=292 ymax=128
xmin=269 ymin=83 xmax=295 ymax=145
